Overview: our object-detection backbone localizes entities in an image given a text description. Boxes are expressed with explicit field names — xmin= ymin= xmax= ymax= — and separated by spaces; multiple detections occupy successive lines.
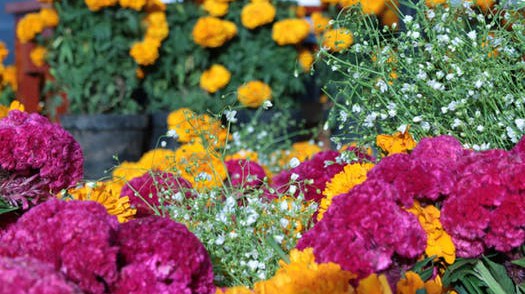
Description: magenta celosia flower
xmin=114 ymin=216 xmax=215 ymax=294
xmin=0 ymin=111 xmax=83 ymax=208
xmin=0 ymin=256 xmax=81 ymax=293
xmin=0 ymin=199 xmax=119 ymax=293
xmin=271 ymin=150 xmax=346 ymax=203
xmin=225 ymin=159 xmax=266 ymax=189
xmin=120 ymin=171 xmax=193 ymax=217
xmin=297 ymin=179 xmax=426 ymax=278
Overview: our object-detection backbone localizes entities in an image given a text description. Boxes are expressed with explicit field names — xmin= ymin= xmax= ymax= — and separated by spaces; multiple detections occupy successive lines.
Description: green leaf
xmin=482 ymin=256 xmax=515 ymax=294
xmin=474 ymin=260 xmax=509 ymax=294
xmin=512 ymin=258 xmax=525 ymax=268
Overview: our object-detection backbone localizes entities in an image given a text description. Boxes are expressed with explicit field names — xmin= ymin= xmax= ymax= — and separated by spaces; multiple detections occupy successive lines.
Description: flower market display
xmin=2 ymin=0 xmax=525 ymax=293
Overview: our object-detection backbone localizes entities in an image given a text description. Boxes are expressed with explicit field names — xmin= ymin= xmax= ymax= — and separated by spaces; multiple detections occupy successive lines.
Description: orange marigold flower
xmin=291 ymin=141 xmax=321 ymax=162
xmin=39 ymin=8 xmax=59 ymax=27
xmin=397 ymin=271 xmax=444 ymax=294
xmin=30 ymin=46 xmax=47 ymax=67
xmin=475 ymin=0 xmax=494 ymax=11
xmin=323 ymin=28 xmax=353 ymax=52
xmin=338 ymin=0 xmax=358 ymax=8
xmin=215 ymin=286 xmax=253 ymax=294
xmin=112 ymin=161 xmax=147 ymax=183
xmin=0 ymin=42 xmax=8 ymax=62
xmin=145 ymin=12 xmax=169 ymax=41
xmin=200 ymin=64 xmax=231 ymax=93
xmin=130 ymin=38 xmax=160 ymax=66
xmin=138 ymin=148 xmax=177 ymax=171
xmin=253 ymin=248 xmax=356 ymax=294
xmin=272 ymin=19 xmax=310 ymax=46
xmin=360 ymin=0 xmax=386 ymax=15
xmin=203 ymin=0 xmax=229 ymax=17
xmin=16 ymin=13 xmax=44 ymax=43
xmin=310 ymin=12 xmax=330 ymax=35
xmin=407 ymin=201 xmax=456 ymax=264
xmin=192 ymin=17 xmax=237 ymax=48
xmin=298 ymin=49 xmax=314 ymax=72
xmin=241 ymin=2 xmax=276 ymax=30
xmin=119 ymin=0 xmax=146 ymax=10
xmin=84 ymin=0 xmax=118 ymax=11
xmin=356 ymin=273 xmax=393 ymax=294
xmin=375 ymin=128 xmax=417 ymax=155
xmin=2 ymin=66 xmax=17 ymax=91
xmin=380 ymin=7 xmax=399 ymax=28
xmin=237 ymin=80 xmax=272 ymax=108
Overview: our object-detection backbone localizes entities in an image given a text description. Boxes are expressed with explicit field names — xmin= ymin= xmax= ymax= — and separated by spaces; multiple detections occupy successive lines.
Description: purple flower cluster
xmin=297 ymin=179 xmax=426 ymax=278
xmin=225 ymin=159 xmax=266 ymax=189
xmin=441 ymin=145 xmax=525 ymax=257
xmin=120 ymin=171 xmax=193 ymax=217
xmin=0 ymin=111 xmax=83 ymax=208
xmin=0 ymin=199 xmax=215 ymax=294
xmin=271 ymin=150 xmax=347 ymax=203
xmin=0 ymin=199 xmax=120 ymax=293
xmin=114 ymin=217 xmax=215 ymax=294
xmin=0 ymin=256 xmax=81 ymax=294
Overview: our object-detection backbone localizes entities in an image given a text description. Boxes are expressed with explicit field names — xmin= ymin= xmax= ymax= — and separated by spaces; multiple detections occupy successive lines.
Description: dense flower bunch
xmin=0 ymin=199 xmax=215 ymax=293
xmin=167 ymin=108 xmax=229 ymax=146
xmin=0 ymin=257 xmax=81 ymax=293
xmin=237 ymin=81 xmax=272 ymax=108
xmin=130 ymin=9 xmax=169 ymax=66
xmin=0 ymin=111 xmax=83 ymax=208
xmin=297 ymin=178 xmax=427 ymax=278
xmin=200 ymin=64 xmax=232 ymax=93
xmin=16 ymin=8 xmax=59 ymax=43
xmin=115 ymin=217 xmax=215 ymax=293
xmin=241 ymin=2 xmax=276 ymax=30
xmin=192 ymin=17 xmax=237 ymax=48
xmin=0 ymin=200 xmax=120 ymax=293
xmin=120 ymin=171 xmax=193 ymax=217
xmin=271 ymin=18 xmax=310 ymax=46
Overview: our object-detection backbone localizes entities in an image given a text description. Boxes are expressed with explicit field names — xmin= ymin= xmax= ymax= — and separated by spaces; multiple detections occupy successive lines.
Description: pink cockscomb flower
xmin=297 ymin=179 xmax=426 ymax=278
xmin=114 ymin=216 xmax=215 ymax=294
xmin=225 ymin=159 xmax=266 ymax=189
xmin=120 ymin=171 xmax=193 ymax=217
xmin=0 ymin=199 xmax=119 ymax=293
xmin=0 ymin=256 xmax=82 ymax=293
xmin=0 ymin=111 xmax=83 ymax=208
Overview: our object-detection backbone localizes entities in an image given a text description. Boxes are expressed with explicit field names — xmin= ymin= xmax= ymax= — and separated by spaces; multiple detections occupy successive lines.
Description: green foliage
xmin=47 ymin=0 xmax=144 ymax=114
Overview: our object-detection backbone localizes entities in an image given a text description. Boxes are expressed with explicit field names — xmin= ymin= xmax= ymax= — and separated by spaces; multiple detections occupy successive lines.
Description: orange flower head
xmin=323 ymin=28 xmax=354 ymax=52
xmin=237 ymin=80 xmax=272 ymax=108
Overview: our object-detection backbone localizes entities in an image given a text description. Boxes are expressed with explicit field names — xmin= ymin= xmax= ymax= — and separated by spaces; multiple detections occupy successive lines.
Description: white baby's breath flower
xmin=215 ymin=235 xmax=225 ymax=245
xmin=289 ymin=157 xmax=300 ymax=168
xmin=224 ymin=110 xmax=238 ymax=123
xmin=290 ymin=173 xmax=299 ymax=181
xmin=262 ymin=100 xmax=273 ymax=109
xmin=166 ymin=129 xmax=178 ymax=139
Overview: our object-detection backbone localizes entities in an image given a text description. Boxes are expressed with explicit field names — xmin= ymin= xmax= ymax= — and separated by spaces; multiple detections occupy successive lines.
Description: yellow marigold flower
xmin=174 ymin=142 xmax=227 ymax=191
xmin=253 ymin=248 xmax=356 ymax=294
xmin=407 ymin=201 xmax=456 ymax=264
xmin=138 ymin=148 xmax=176 ymax=171
xmin=84 ymin=0 xmax=118 ymax=11
xmin=323 ymin=28 xmax=353 ymax=52
xmin=291 ymin=141 xmax=321 ymax=162
xmin=310 ymin=12 xmax=330 ymax=35
xmin=338 ymin=0 xmax=358 ymax=8
xmin=298 ymin=49 xmax=314 ymax=72
xmin=145 ymin=0 xmax=166 ymax=12
xmin=237 ymin=80 xmax=272 ymax=108
xmin=167 ymin=108 xmax=229 ymax=146
xmin=215 ymin=286 xmax=253 ymax=294
xmin=112 ymin=161 xmax=147 ymax=183
xmin=272 ymin=19 xmax=310 ymax=46
xmin=203 ymin=0 xmax=229 ymax=17
xmin=167 ymin=108 xmax=199 ymax=143
xmin=356 ymin=273 xmax=393 ymax=294
xmin=200 ymin=64 xmax=231 ymax=93
xmin=397 ymin=271 xmax=443 ymax=294
xmin=2 ymin=66 xmax=17 ymax=91
xmin=225 ymin=149 xmax=259 ymax=162
xmin=16 ymin=13 xmax=44 ymax=43
xmin=145 ymin=12 xmax=169 ymax=41
xmin=360 ymin=0 xmax=386 ymax=15
xmin=380 ymin=7 xmax=399 ymax=28
xmin=39 ymin=8 xmax=59 ymax=27
xmin=319 ymin=162 xmax=375 ymax=221
xmin=375 ymin=128 xmax=417 ymax=155
xmin=130 ymin=38 xmax=160 ymax=66
xmin=68 ymin=181 xmax=136 ymax=223
xmin=241 ymin=2 xmax=276 ymax=30
xmin=30 ymin=46 xmax=47 ymax=67
xmin=192 ymin=17 xmax=237 ymax=48
xmin=425 ymin=0 xmax=446 ymax=7
xmin=475 ymin=0 xmax=494 ymax=11
xmin=119 ymin=0 xmax=146 ymax=10
xmin=0 ymin=42 xmax=8 ymax=62
xmin=9 ymin=100 xmax=25 ymax=112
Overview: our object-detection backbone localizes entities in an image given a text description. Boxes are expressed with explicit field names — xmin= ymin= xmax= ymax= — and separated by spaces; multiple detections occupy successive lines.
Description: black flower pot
xmin=60 ymin=114 xmax=150 ymax=180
